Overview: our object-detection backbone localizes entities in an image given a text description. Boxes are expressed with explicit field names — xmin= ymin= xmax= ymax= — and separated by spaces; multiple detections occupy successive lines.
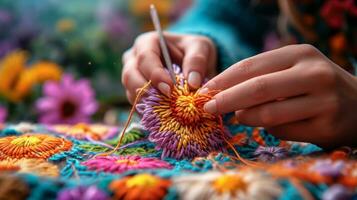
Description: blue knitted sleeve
xmin=169 ymin=0 xmax=271 ymax=71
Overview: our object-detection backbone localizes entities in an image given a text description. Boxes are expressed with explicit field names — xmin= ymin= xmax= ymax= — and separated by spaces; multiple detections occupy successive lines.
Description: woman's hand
xmin=122 ymin=32 xmax=216 ymax=103
xmin=201 ymin=44 xmax=357 ymax=148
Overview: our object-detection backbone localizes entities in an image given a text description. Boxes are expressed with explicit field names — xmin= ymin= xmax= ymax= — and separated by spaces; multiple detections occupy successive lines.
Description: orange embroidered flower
xmin=0 ymin=159 xmax=59 ymax=177
xmin=110 ymin=173 xmax=171 ymax=200
xmin=0 ymin=134 xmax=72 ymax=160
xmin=51 ymin=123 xmax=117 ymax=141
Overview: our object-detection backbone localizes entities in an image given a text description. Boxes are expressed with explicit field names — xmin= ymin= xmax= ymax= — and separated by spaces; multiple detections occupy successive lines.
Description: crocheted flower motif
xmin=57 ymin=186 xmax=109 ymax=200
xmin=50 ymin=123 xmax=118 ymax=141
xmin=173 ymin=170 xmax=281 ymax=200
xmin=82 ymin=155 xmax=171 ymax=173
xmin=253 ymin=146 xmax=288 ymax=162
xmin=0 ymin=134 xmax=72 ymax=160
xmin=110 ymin=173 xmax=171 ymax=200
xmin=0 ymin=159 xmax=59 ymax=177
xmin=136 ymin=66 xmax=229 ymax=159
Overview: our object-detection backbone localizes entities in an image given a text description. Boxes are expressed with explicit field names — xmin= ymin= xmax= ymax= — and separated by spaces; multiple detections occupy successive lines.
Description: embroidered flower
xmin=137 ymin=66 xmax=229 ymax=159
xmin=173 ymin=170 xmax=281 ymax=200
xmin=0 ymin=134 xmax=72 ymax=160
xmin=82 ymin=155 xmax=171 ymax=173
xmin=0 ymin=159 xmax=59 ymax=177
xmin=50 ymin=123 xmax=118 ymax=141
xmin=253 ymin=146 xmax=288 ymax=162
xmin=57 ymin=185 xmax=109 ymax=200
xmin=36 ymin=74 xmax=98 ymax=124
xmin=110 ymin=173 xmax=171 ymax=200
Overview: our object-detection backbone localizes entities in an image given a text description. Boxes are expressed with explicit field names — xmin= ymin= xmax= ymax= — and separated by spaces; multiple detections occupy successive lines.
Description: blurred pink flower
xmin=82 ymin=155 xmax=172 ymax=173
xmin=36 ymin=74 xmax=98 ymax=124
xmin=0 ymin=106 xmax=7 ymax=123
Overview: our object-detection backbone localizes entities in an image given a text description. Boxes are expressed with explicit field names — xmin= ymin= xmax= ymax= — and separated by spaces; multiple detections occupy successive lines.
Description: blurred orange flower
xmin=0 ymin=51 xmax=62 ymax=102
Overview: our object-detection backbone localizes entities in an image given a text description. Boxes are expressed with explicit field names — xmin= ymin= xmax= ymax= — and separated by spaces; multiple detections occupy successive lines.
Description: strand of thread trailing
xmin=96 ymin=81 xmax=152 ymax=157
xmin=223 ymin=137 xmax=264 ymax=168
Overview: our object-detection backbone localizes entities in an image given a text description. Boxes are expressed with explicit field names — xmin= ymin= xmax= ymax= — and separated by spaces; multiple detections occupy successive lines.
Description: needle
xmin=150 ymin=4 xmax=176 ymax=84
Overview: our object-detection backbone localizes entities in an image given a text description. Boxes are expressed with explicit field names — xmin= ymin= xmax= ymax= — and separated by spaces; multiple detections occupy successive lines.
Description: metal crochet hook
xmin=150 ymin=4 xmax=176 ymax=84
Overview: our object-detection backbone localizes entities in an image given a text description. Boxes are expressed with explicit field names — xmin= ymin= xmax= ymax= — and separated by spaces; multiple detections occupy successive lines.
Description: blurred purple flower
xmin=322 ymin=184 xmax=353 ymax=200
xmin=253 ymin=146 xmax=288 ymax=162
xmin=0 ymin=9 xmax=12 ymax=25
xmin=57 ymin=185 xmax=109 ymax=200
xmin=36 ymin=74 xmax=98 ymax=124
xmin=97 ymin=2 xmax=131 ymax=38
xmin=0 ymin=106 xmax=7 ymax=123
xmin=311 ymin=159 xmax=345 ymax=178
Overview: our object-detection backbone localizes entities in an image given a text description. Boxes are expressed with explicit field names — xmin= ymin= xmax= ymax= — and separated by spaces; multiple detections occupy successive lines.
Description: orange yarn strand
xmin=223 ymin=137 xmax=264 ymax=169
xmin=97 ymin=81 xmax=152 ymax=157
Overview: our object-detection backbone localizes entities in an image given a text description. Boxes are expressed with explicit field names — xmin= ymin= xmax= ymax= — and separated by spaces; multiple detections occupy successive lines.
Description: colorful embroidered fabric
xmin=0 ymin=121 xmax=356 ymax=200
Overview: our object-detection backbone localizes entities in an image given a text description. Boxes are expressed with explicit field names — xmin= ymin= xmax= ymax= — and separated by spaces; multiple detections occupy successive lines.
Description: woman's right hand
xmin=121 ymin=32 xmax=217 ymax=103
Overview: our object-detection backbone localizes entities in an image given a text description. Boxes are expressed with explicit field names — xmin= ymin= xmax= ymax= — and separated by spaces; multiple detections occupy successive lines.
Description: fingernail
xmin=188 ymin=71 xmax=202 ymax=89
xmin=198 ymin=87 xmax=209 ymax=95
xmin=204 ymin=99 xmax=217 ymax=114
xmin=158 ymin=82 xmax=171 ymax=97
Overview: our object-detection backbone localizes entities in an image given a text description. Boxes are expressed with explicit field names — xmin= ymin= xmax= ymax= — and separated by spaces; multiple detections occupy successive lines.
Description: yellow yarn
xmin=126 ymin=174 xmax=159 ymax=188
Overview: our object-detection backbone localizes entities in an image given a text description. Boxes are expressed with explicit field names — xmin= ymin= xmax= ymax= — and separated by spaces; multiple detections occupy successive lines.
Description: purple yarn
xmin=57 ymin=186 xmax=109 ymax=200
xmin=311 ymin=160 xmax=345 ymax=178
xmin=136 ymin=65 xmax=229 ymax=159
xmin=322 ymin=184 xmax=353 ymax=200
xmin=253 ymin=146 xmax=288 ymax=162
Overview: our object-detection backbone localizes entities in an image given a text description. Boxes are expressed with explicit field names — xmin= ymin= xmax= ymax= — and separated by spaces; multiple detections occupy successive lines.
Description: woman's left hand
xmin=201 ymin=44 xmax=357 ymax=148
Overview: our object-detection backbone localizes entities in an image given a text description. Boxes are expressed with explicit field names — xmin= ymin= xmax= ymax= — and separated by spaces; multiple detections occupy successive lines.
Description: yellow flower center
xmin=116 ymin=159 xmax=138 ymax=166
xmin=126 ymin=174 xmax=159 ymax=188
xmin=174 ymin=94 xmax=201 ymax=124
xmin=212 ymin=174 xmax=247 ymax=194
xmin=10 ymin=136 xmax=41 ymax=147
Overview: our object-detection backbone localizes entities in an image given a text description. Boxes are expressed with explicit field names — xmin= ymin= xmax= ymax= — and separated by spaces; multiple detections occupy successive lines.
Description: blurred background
xmin=0 ymin=0 xmax=192 ymax=124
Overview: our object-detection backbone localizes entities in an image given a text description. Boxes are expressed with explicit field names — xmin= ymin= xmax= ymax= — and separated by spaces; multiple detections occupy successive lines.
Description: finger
xmin=125 ymin=90 xmax=134 ymax=104
xmin=134 ymin=38 xmax=173 ymax=96
xmin=122 ymin=48 xmax=134 ymax=64
xmin=235 ymin=95 xmax=326 ymax=127
xmin=181 ymin=40 xmax=211 ymax=89
xmin=122 ymin=59 xmax=147 ymax=98
xmin=202 ymin=44 xmax=317 ymax=91
xmin=167 ymin=42 xmax=184 ymax=65
xmin=204 ymin=67 xmax=316 ymax=114
xmin=266 ymin=119 xmax=317 ymax=143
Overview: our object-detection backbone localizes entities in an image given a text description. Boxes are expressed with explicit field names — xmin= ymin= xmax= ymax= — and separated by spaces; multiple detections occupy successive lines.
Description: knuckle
xmin=297 ymin=44 xmax=319 ymax=57
xmin=136 ymin=32 xmax=157 ymax=43
xmin=236 ymin=58 xmax=254 ymax=76
xmin=326 ymin=95 xmax=340 ymax=114
xmin=307 ymin=63 xmax=336 ymax=86
xmin=215 ymin=92 xmax=226 ymax=112
xmin=189 ymin=54 xmax=207 ymax=65
xmin=136 ymin=50 xmax=156 ymax=67
xmin=251 ymin=77 xmax=268 ymax=101
xmin=149 ymin=67 xmax=164 ymax=84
